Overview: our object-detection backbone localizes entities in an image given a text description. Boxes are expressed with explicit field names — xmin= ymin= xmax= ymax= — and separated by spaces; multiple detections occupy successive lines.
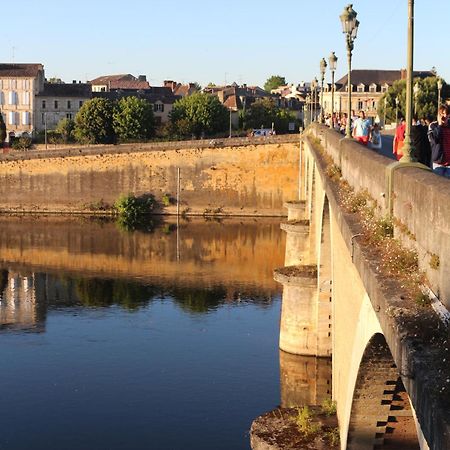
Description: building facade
xmin=0 ymin=63 xmax=45 ymax=140
xmin=35 ymin=83 xmax=92 ymax=132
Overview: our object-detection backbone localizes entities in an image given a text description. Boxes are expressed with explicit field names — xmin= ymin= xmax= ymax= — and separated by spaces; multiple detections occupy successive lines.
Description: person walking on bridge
xmin=352 ymin=110 xmax=371 ymax=145
xmin=428 ymin=104 xmax=450 ymax=177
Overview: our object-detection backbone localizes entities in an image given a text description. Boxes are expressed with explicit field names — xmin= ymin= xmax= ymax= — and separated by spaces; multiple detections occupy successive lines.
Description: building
xmin=164 ymin=81 xmax=199 ymax=98
xmin=89 ymin=74 xmax=150 ymax=92
xmin=35 ymin=82 xmax=92 ymax=132
xmin=93 ymin=86 xmax=178 ymax=125
xmin=0 ymin=63 xmax=45 ymax=140
xmin=321 ymin=69 xmax=435 ymax=119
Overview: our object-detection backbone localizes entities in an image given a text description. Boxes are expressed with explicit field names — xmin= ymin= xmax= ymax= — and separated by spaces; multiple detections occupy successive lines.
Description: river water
xmin=0 ymin=216 xmax=285 ymax=450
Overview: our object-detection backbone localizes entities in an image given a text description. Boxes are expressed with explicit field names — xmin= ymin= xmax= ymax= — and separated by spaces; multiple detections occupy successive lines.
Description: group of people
xmin=393 ymin=104 xmax=450 ymax=176
xmin=324 ymin=111 xmax=382 ymax=150
xmin=324 ymin=106 xmax=450 ymax=177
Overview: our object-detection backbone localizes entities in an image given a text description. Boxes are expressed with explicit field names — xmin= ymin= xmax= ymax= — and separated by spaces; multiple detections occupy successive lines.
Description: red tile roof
xmin=0 ymin=63 xmax=44 ymax=77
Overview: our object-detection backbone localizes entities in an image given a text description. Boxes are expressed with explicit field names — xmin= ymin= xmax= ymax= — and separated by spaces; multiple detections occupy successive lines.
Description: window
xmin=54 ymin=100 xmax=59 ymax=109
xmin=381 ymin=84 xmax=389 ymax=93
xmin=23 ymin=92 xmax=30 ymax=105
xmin=42 ymin=100 xmax=46 ymax=109
xmin=79 ymin=101 xmax=83 ymax=108
xmin=41 ymin=113 xmax=45 ymax=124
xmin=0 ymin=91 xmax=3 ymax=105
xmin=154 ymin=103 xmax=164 ymax=112
xmin=8 ymin=91 xmax=17 ymax=105
xmin=67 ymin=100 xmax=71 ymax=109
xmin=66 ymin=113 xmax=73 ymax=120
xmin=358 ymin=100 xmax=363 ymax=110
xmin=369 ymin=84 xmax=377 ymax=93
xmin=10 ymin=79 xmax=17 ymax=89
xmin=357 ymin=84 xmax=365 ymax=93
xmin=22 ymin=112 xmax=30 ymax=125
xmin=9 ymin=111 xmax=16 ymax=125
xmin=23 ymin=79 xmax=30 ymax=90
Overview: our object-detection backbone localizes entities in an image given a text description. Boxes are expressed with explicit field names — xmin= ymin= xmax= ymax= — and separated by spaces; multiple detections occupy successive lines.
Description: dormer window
xmin=369 ymin=83 xmax=377 ymax=93
xmin=357 ymin=83 xmax=365 ymax=93
xmin=381 ymin=84 xmax=389 ymax=93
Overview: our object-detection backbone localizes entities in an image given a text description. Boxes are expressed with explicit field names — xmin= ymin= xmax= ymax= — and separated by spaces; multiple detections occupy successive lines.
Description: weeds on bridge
xmin=308 ymin=136 xmax=428 ymax=307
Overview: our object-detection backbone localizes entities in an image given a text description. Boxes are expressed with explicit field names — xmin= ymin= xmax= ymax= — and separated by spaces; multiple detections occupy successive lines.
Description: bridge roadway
xmin=267 ymin=124 xmax=450 ymax=450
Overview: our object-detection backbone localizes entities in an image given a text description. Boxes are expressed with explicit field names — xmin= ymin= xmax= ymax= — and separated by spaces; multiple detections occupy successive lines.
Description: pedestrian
xmin=369 ymin=123 xmax=382 ymax=150
xmin=411 ymin=115 xmax=431 ymax=167
xmin=428 ymin=104 xmax=450 ymax=177
xmin=393 ymin=118 xmax=406 ymax=160
xmin=352 ymin=110 xmax=371 ymax=145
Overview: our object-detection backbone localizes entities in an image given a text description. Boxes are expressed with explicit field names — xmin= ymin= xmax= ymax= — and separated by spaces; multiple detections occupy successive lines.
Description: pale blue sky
xmin=1 ymin=0 xmax=448 ymax=87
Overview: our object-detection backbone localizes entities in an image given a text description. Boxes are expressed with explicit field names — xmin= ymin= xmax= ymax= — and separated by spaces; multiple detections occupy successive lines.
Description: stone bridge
xmin=266 ymin=124 xmax=450 ymax=449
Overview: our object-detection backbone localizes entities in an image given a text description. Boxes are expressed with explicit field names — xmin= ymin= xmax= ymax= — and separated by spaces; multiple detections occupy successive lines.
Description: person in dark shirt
xmin=411 ymin=115 xmax=431 ymax=167
xmin=428 ymin=105 xmax=450 ymax=177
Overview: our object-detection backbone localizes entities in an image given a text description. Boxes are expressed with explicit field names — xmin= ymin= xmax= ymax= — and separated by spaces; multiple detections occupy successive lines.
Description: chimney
xmin=138 ymin=75 xmax=147 ymax=82
xmin=164 ymin=80 xmax=177 ymax=91
xmin=400 ymin=69 xmax=407 ymax=80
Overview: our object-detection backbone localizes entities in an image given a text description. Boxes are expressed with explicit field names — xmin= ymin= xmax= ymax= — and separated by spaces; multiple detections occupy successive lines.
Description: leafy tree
xmin=378 ymin=77 xmax=447 ymax=124
xmin=244 ymin=98 xmax=297 ymax=133
xmin=0 ymin=113 xmax=6 ymax=145
xmin=113 ymin=96 xmax=155 ymax=141
xmin=264 ymin=75 xmax=286 ymax=92
xmin=74 ymin=98 xmax=116 ymax=144
xmin=170 ymin=93 xmax=228 ymax=138
xmin=55 ymin=118 xmax=75 ymax=143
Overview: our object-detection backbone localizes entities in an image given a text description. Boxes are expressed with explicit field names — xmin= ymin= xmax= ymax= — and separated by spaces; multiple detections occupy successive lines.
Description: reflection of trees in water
xmin=34 ymin=273 xmax=277 ymax=314
xmin=73 ymin=277 xmax=160 ymax=310
xmin=0 ymin=269 xmax=8 ymax=297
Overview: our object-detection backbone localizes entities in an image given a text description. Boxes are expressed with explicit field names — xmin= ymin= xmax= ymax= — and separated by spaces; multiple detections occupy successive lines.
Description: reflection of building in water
xmin=279 ymin=350 xmax=332 ymax=408
xmin=0 ymin=271 xmax=46 ymax=332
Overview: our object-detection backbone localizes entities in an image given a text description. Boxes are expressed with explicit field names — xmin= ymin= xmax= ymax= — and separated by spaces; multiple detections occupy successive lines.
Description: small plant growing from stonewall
xmin=321 ymin=398 xmax=337 ymax=416
xmin=294 ymin=406 xmax=321 ymax=437
xmin=161 ymin=193 xmax=173 ymax=207
xmin=430 ymin=253 xmax=440 ymax=270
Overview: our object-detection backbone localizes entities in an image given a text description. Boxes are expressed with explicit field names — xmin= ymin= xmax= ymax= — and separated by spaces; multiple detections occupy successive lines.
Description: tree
xmin=74 ymin=98 xmax=116 ymax=144
xmin=55 ymin=118 xmax=75 ymax=143
xmin=113 ymin=96 xmax=155 ymax=141
xmin=0 ymin=113 xmax=6 ymax=146
xmin=244 ymin=98 xmax=297 ymax=133
xmin=264 ymin=75 xmax=286 ymax=93
xmin=378 ymin=77 xmax=447 ymax=124
xmin=170 ymin=93 xmax=228 ymax=138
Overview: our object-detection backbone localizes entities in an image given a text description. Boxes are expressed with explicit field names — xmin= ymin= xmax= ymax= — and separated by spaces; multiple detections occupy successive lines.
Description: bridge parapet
xmin=308 ymin=123 xmax=450 ymax=310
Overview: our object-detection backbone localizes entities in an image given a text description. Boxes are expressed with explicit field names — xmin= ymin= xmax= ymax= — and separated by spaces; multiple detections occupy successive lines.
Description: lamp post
xmin=319 ymin=58 xmax=327 ymax=123
xmin=329 ymin=52 xmax=338 ymax=129
xmin=413 ymin=82 xmax=419 ymax=118
xmin=383 ymin=97 xmax=387 ymax=129
xmin=400 ymin=0 xmax=415 ymax=162
xmin=437 ymin=78 xmax=443 ymax=119
xmin=305 ymin=95 xmax=310 ymax=128
xmin=311 ymin=78 xmax=318 ymax=122
xmin=340 ymin=4 xmax=359 ymax=139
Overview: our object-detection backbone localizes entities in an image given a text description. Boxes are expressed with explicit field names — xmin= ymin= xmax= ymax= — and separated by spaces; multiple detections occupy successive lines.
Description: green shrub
xmin=295 ymin=406 xmax=321 ymax=437
xmin=161 ymin=193 xmax=173 ymax=207
xmin=114 ymin=194 xmax=155 ymax=219
xmin=11 ymin=136 xmax=32 ymax=150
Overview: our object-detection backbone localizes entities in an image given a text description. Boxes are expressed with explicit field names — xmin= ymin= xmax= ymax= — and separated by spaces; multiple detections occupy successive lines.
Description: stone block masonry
xmin=0 ymin=140 xmax=300 ymax=216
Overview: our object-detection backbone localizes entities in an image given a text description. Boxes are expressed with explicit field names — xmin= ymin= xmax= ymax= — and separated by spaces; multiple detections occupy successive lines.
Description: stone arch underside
xmin=347 ymin=333 xmax=420 ymax=450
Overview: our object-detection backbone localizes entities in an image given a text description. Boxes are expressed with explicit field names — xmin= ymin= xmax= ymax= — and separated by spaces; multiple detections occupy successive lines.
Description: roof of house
xmin=89 ymin=74 xmax=150 ymax=90
xmin=223 ymin=94 xmax=242 ymax=110
xmin=36 ymin=83 xmax=92 ymax=98
xmin=173 ymin=83 xmax=198 ymax=97
xmin=0 ymin=63 xmax=44 ymax=77
xmin=92 ymin=90 xmax=178 ymax=104
xmin=335 ymin=69 xmax=436 ymax=87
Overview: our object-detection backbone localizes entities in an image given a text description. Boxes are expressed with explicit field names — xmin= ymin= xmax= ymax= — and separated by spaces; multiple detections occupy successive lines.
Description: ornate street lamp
xmin=340 ymin=4 xmax=359 ymax=139
xmin=306 ymin=94 xmax=312 ymax=125
xmin=329 ymin=52 xmax=338 ymax=129
xmin=400 ymin=0 xmax=415 ymax=162
xmin=311 ymin=78 xmax=318 ymax=122
xmin=437 ymin=78 xmax=443 ymax=119
xmin=320 ymin=58 xmax=327 ymax=123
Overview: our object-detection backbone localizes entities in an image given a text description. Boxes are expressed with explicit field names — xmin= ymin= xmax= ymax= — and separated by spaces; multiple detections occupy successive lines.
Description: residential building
xmin=35 ymin=82 xmax=92 ymax=131
xmin=164 ymin=81 xmax=199 ymax=97
xmin=0 ymin=63 xmax=45 ymax=140
xmin=93 ymin=86 xmax=178 ymax=125
xmin=321 ymin=69 xmax=435 ymax=119
xmin=89 ymin=74 xmax=150 ymax=92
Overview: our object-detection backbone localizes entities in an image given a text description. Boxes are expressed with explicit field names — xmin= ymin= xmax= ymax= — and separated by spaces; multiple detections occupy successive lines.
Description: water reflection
xmin=279 ymin=350 xmax=332 ymax=408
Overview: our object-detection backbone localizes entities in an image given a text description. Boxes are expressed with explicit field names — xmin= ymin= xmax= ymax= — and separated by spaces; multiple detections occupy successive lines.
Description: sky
xmin=1 ymin=0 xmax=449 ymax=88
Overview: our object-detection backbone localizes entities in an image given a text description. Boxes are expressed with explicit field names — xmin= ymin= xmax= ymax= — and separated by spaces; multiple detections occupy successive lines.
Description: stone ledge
xmin=274 ymin=265 xmax=317 ymax=285
xmin=280 ymin=220 xmax=309 ymax=233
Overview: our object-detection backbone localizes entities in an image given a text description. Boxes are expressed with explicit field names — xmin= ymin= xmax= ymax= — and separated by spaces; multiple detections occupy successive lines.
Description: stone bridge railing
xmin=309 ymin=123 xmax=450 ymax=311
